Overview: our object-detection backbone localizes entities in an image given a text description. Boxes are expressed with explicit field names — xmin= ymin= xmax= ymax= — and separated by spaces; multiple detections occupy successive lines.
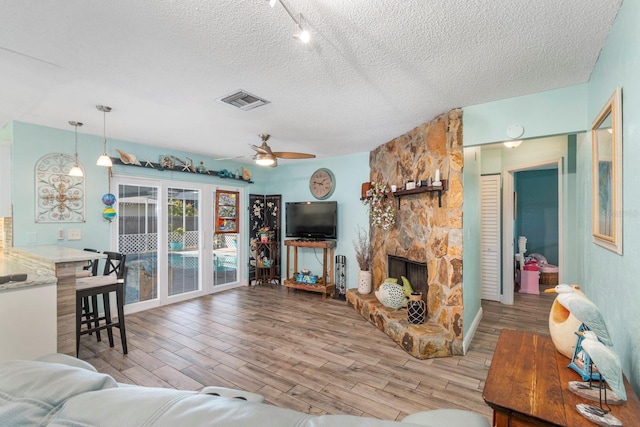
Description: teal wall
xmin=9 ymin=120 xmax=370 ymax=291
xmin=462 ymin=146 xmax=481 ymax=336
xmin=10 ymin=121 xmax=257 ymax=251
xmin=579 ymin=0 xmax=640 ymax=394
xmin=265 ymin=153 xmax=370 ymax=290
xmin=463 ymin=84 xmax=587 ymax=145
xmin=515 ymin=169 xmax=559 ymax=265
xmin=464 ymin=0 xmax=640 ymax=393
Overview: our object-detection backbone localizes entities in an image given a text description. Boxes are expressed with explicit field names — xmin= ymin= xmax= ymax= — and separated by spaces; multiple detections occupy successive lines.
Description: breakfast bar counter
xmin=5 ymin=246 xmax=106 ymax=355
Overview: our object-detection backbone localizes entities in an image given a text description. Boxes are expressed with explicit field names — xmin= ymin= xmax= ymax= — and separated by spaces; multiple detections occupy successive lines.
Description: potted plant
xmin=257 ymin=226 xmax=273 ymax=243
xmin=169 ymin=225 xmax=185 ymax=251
xmin=353 ymin=225 xmax=372 ymax=294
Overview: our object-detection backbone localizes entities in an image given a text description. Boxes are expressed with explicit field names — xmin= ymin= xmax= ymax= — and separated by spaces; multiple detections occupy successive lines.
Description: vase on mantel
xmin=358 ymin=270 xmax=372 ymax=294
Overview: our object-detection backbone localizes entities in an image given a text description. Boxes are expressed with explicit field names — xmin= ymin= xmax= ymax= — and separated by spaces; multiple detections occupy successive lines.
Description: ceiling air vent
xmin=217 ymin=90 xmax=270 ymax=111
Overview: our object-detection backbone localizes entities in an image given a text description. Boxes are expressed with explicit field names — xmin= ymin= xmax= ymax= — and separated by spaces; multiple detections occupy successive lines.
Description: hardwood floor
xmin=79 ymin=285 xmax=555 ymax=422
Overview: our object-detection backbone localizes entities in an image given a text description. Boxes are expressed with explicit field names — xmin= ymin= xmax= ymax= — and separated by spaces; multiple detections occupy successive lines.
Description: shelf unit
xmin=110 ymin=157 xmax=253 ymax=183
xmin=283 ymin=240 xmax=336 ymax=300
xmin=392 ymin=179 xmax=448 ymax=207
xmin=253 ymin=241 xmax=279 ymax=286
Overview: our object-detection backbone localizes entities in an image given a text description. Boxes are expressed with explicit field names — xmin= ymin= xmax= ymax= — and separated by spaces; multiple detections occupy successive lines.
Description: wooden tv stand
xmin=283 ymin=240 xmax=336 ymax=300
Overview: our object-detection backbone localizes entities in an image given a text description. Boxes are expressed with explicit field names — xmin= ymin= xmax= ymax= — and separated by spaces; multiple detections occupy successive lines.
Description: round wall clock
xmin=309 ymin=168 xmax=336 ymax=200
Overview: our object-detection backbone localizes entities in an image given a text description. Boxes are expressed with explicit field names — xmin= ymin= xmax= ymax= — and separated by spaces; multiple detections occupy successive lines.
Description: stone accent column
xmin=368 ymin=109 xmax=464 ymax=355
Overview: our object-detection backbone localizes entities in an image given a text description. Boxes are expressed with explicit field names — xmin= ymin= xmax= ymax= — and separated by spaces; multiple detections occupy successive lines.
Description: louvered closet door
xmin=481 ymin=175 xmax=501 ymax=301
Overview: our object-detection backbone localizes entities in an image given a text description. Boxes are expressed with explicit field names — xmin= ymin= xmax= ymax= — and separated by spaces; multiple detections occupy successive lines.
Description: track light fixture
xmin=96 ymin=105 xmax=113 ymax=167
xmin=68 ymin=121 xmax=84 ymax=177
xmin=268 ymin=0 xmax=310 ymax=44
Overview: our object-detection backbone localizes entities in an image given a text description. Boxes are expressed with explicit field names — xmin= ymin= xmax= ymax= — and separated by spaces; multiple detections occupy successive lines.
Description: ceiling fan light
xmin=255 ymin=153 xmax=276 ymax=166
xmin=96 ymin=152 xmax=113 ymax=167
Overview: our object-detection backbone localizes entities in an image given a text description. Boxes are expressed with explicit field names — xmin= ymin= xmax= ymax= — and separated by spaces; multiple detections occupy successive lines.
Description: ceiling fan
xmin=250 ymin=134 xmax=315 ymax=167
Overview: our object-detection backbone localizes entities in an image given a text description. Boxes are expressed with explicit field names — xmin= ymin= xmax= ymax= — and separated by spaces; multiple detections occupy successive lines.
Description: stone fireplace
xmin=348 ymin=109 xmax=464 ymax=358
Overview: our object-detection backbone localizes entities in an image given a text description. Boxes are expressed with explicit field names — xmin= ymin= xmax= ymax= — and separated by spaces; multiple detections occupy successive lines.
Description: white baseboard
xmin=462 ymin=307 xmax=483 ymax=354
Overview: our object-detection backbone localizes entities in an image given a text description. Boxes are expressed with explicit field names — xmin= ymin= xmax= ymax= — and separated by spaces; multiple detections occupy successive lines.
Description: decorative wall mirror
xmin=592 ymin=87 xmax=622 ymax=254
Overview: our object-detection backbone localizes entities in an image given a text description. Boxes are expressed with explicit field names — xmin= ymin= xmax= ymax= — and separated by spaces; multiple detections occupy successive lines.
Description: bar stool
xmin=75 ymin=251 xmax=128 ymax=357
xmin=77 ymin=248 xmax=101 ymax=334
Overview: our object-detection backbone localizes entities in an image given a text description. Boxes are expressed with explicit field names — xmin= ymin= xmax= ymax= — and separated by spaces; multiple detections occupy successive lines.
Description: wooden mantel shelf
xmin=393 ymin=179 xmax=447 ymax=207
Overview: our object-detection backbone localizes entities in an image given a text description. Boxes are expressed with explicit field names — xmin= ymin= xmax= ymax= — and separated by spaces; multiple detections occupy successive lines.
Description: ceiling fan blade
xmin=212 ymin=155 xmax=248 ymax=161
xmin=273 ymin=151 xmax=316 ymax=159
xmin=250 ymin=143 xmax=268 ymax=155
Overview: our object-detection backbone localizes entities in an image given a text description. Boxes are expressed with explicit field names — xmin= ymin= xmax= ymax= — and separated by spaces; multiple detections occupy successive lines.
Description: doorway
xmin=502 ymin=159 xmax=563 ymax=305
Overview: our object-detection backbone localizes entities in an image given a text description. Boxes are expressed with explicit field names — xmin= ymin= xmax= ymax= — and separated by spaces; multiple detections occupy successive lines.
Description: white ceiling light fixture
xmin=96 ymin=105 xmax=113 ymax=167
xmin=255 ymin=153 xmax=276 ymax=166
xmin=504 ymin=140 xmax=523 ymax=149
xmin=268 ymin=0 xmax=310 ymax=44
xmin=68 ymin=121 xmax=84 ymax=177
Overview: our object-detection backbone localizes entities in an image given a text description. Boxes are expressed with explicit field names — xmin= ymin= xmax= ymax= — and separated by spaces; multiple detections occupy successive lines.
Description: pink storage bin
xmin=520 ymin=270 xmax=540 ymax=294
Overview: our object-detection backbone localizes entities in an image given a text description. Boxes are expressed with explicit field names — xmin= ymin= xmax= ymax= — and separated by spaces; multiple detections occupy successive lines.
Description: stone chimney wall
xmin=369 ymin=109 xmax=464 ymax=346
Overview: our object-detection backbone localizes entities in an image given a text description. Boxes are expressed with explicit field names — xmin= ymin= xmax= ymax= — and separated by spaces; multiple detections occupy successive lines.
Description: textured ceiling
xmin=0 ymin=0 xmax=621 ymax=163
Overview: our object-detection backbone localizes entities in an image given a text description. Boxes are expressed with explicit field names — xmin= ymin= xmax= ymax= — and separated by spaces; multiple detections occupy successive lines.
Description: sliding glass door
xmin=113 ymin=176 xmax=244 ymax=313
xmin=118 ymin=183 xmax=159 ymax=304
xmin=167 ymin=187 xmax=200 ymax=296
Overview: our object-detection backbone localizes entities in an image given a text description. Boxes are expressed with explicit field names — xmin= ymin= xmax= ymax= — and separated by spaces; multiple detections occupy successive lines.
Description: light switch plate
xmin=67 ymin=229 xmax=82 ymax=240
xmin=57 ymin=229 xmax=64 ymax=240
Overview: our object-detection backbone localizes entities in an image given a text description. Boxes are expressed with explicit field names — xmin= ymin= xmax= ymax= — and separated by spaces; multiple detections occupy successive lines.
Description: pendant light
xmin=96 ymin=105 xmax=113 ymax=167
xmin=68 ymin=121 xmax=84 ymax=177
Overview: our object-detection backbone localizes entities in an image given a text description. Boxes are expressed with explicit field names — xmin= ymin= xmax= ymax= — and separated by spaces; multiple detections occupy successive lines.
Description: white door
xmin=481 ymin=175 xmax=501 ymax=301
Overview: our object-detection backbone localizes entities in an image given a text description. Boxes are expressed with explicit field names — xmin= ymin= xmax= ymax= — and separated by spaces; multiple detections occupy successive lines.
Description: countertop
xmin=11 ymin=246 xmax=107 ymax=263
xmin=0 ymin=253 xmax=57 ymax=292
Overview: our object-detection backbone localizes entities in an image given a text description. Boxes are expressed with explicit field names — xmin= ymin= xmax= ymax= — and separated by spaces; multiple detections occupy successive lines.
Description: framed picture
xmin=215 ymin=190 xmax=239 ymax=234
xmin=35 ymin=153 xmax=85 ymax=222
xmin=592 ymin=87 xmax=622 ymax=254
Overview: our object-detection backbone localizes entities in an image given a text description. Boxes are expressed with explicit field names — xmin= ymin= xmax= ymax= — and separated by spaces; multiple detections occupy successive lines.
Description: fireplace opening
xmin=387 ymin=255 xmax=428 ymax=306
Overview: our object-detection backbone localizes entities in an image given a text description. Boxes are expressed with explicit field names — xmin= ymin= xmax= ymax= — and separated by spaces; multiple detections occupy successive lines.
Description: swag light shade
xmin=96 ymin=105 xmax=113 ymax=167
xmin=68 ymin=121 xmax=84 ymax=177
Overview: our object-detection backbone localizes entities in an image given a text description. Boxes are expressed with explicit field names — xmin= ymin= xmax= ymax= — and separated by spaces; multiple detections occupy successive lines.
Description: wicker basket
xmin=540 ymin=272 xmax=558 ymax=286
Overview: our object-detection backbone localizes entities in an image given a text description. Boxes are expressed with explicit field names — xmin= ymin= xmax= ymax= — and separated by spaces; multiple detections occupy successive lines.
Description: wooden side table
xmin=483 ymin=329 xmax=640 ymax=426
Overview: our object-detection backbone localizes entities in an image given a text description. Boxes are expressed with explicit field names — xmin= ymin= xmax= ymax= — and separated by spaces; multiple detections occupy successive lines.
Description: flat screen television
xmin=285 ymin=201 xmax=337 ymax=240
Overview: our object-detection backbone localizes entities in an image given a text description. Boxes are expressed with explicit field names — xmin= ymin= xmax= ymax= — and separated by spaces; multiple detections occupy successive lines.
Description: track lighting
xmin=68 ymin=121 xmax=84 ymax=177
xmin=96 ymin=105 xmax=113 ymax=167
xmin=268 ymin=0 xmax=310 ymax=44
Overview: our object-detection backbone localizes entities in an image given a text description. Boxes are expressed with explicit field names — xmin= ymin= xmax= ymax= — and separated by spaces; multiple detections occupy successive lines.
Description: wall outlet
xmin=67 ymin=229 xmax=82 ymax=240
xmin=57 ymin=229 xmax=64 ymax=240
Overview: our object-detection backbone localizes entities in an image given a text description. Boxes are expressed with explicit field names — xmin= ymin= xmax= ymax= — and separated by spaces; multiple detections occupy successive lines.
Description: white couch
xmin=0 ymin=354 xmax=489 ymax=427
